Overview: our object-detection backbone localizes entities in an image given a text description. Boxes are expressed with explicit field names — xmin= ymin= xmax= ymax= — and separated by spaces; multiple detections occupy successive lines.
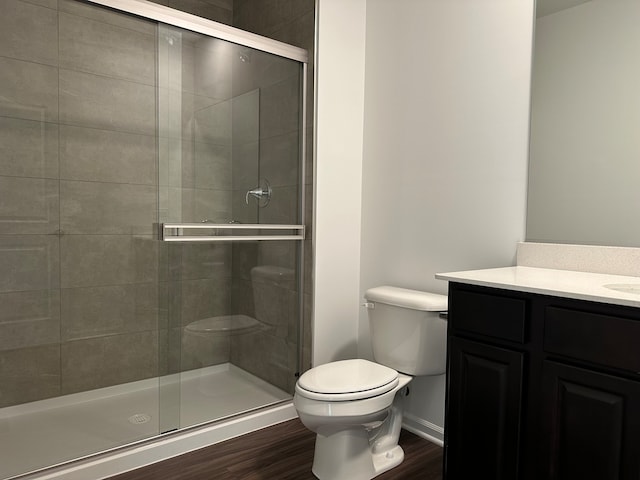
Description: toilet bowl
xmin=293 ymin=286 xmax=448 ymax=480
xmin=294 ymin=359 xmax=413 ymax=480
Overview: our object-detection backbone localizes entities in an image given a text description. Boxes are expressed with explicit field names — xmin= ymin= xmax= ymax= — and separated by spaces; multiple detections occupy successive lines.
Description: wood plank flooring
xmin=109 ymin=418 xmax=443 ymax=479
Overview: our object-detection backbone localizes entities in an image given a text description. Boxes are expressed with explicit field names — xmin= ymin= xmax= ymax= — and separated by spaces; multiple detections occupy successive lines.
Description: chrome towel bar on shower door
xmin=161 ymin=223 xmax=305 ymax=242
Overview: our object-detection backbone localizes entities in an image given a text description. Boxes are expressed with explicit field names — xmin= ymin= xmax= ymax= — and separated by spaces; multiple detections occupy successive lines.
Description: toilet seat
xmin=296 ymin=359 xmax=399 ymax=401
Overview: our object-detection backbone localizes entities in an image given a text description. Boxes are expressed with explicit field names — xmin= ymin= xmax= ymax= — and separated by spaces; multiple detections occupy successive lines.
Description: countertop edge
xmin=436 ymin=266 xmax=640 ymax=308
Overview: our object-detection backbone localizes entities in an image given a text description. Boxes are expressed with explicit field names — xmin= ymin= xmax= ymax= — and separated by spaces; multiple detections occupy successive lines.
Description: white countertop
xmin=436 ymin=266 xmax=640 ymax=308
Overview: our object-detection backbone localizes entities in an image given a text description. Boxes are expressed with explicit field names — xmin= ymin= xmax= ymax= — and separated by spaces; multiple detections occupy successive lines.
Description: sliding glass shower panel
xmin=158 ymin=23 xmax=303 ymax=430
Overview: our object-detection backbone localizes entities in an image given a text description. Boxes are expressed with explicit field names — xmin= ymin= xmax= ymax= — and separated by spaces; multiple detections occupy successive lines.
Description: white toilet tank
xmin=365 ymin=286 xmax=448 ymax=376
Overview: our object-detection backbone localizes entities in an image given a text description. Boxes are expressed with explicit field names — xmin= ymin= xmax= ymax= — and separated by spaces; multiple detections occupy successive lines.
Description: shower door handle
xmin=245 ymin=179 xmax=272 ymax=207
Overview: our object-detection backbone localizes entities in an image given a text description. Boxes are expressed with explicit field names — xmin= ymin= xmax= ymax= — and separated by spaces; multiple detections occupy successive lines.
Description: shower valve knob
xmin=245 ymin=179 xmax=272 ymax=207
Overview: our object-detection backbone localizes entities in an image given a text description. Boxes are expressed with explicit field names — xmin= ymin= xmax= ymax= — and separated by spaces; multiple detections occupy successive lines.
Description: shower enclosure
xmin=0 ymin=1 xmax=307 ymax=478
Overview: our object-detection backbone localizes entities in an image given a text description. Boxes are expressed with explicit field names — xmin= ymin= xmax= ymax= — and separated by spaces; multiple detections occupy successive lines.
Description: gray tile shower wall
xmin=0 ymin=0 xmax=235 ymax=408
xmin=0 ymin=0 xmax=314 ymax=408
xmin=150 ymin=0 xmax=233 ymax=24
xmin=0 ymin=0 xmax=164 ymax=407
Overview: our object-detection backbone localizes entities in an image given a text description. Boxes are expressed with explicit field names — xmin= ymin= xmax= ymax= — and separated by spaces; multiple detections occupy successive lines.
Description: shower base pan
xmin=0 ymin=364 xmax=291 ymax=479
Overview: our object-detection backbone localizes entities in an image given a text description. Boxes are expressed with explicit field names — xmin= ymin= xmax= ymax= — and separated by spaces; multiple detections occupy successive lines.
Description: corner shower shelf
xmin=185 ymin=314 xmax=265 ymax=336
xmin=161 ymin=223 xmax=305 ymax=242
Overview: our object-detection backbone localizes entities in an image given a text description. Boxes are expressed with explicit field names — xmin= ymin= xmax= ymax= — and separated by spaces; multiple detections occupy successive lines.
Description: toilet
xmin=293 ymin=286 xmax=448 ymax=480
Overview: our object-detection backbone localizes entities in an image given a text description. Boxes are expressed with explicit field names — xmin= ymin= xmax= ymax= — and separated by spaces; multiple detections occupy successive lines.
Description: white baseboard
xmin=402 ymin=413 xmax=444 ymax=447
xmin=22 ymin=403 xmax=297 ymax=480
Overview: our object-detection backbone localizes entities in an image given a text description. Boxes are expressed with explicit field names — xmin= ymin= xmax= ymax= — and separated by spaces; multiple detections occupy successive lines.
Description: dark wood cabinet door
xmin=542 ymin=361 xmax=640 ymax=480
xmin=445 ymin=337 xmax=523 ymax=480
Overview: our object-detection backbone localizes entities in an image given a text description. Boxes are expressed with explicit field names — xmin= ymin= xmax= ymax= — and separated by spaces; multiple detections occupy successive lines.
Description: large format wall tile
xmin=0 ymin=176 xmax=59 ymax=234
xmin=231 ymin=89 xmax=259 ymax=145
xmin=260 ymin=75 xmax=300 ymax=139
xmin=230 ymin=330 xmax=294 ymax=393
xmin=180 ymin=331 xmax=229 ymax=371
xmin=259 ymin=131 xmax=299 ymax=187
xmin=0 ymin=57 xmax=58 ymax=122
xmin=257 ymin=242 xmax=297 ymax=271
xmin=193 ymin=99 xmax=232 ymax=146
xmin=21 ymin=0 xmax=57 ymax=7
xmin=0 ymin=235 xmax=59 ymax=293
xmin=231 ymin=277 xmax=254 ymax=317
xmin=233 ymin=0 xmax=313 ymax=39
xmin=157 ymin=25 xmax=187 ymax=94
xmin=60 ymin=235 xmax=158 ymax=288
xmin=173 ymin=0 xmax=232 ymax=24
xmin=59 ymin=69 xmax=155 ymax=135
xmin=258 ymin=185 xmax=298 ymax=225
xmin=0 ymin=289 xmax=60 ymax=351
xmin=230 ymin=189 xmax=258 ymax=224
xmin=251 ymin=266 xmax=296 ymax=331
xmin=192 ymin=39 xmax=233 ymax=100
xmin=0 ymin=344 xmax=61 ymax=407
xmin=231 ymin=49 xmax=298 ymax=98
xmin=60 ymin=180 xmax=156 ymax=235
xmin=168 ymin=243 xmax=232 ymax=281
xmin=158 ymin=87 xmax=222 ymax=145
xmin=175 ymin=187 xmax=232 ymax=223
xmin=61 ymin=331 xmax=158 ymax=394
xmin=0 ymin=0 xmax=58 ymax=66
xmin=147 ymin=0 xmax=233 ymax=24
xmin=59 ymin=0 xmax=155 ymax=35
xmin=193 ymin=142 xmax=232 ymax=190
xmin=170 ymin=276 xmax=231 ymax=327
xmin=231 ymin=141 xmax=259 ymax=190
xmin=20 ymin=0 xmax=58 ymax=9
xmin=59 ymin=125 xmax=155 ymax=185
xmin=61 ymin=283 xmax=160 ymax=341
xmin=231 ymin=243 xmax=258 ymax=282
xmin=0 ymin=117 xmax=59 ymax=179
xmin=59 ymin=12 xmax=155 ymax=85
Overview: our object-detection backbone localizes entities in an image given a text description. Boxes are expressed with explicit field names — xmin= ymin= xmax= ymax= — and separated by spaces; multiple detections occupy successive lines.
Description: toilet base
xmin=311 ymin=427 xmax=405 ymax=480
xmin=372 ymin=444 xmax=405 ymax=476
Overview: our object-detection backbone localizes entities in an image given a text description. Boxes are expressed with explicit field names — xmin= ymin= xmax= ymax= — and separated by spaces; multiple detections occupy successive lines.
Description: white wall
xmin=314 ymin=0 xmax=534 ymax=442
xmin=358 ymin=0 xmax=534 ymax=442
xmin=312 ymin=0 xmax=367 ymax=365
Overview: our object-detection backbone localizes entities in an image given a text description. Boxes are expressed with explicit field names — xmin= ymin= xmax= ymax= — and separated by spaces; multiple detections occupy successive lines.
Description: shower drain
xmin=128 ymin=413 xmax=152 ymax=425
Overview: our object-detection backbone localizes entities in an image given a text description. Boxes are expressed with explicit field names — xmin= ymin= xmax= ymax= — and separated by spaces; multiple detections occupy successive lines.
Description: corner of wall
xmin=312 ymin=0 xmax=367 ymax=365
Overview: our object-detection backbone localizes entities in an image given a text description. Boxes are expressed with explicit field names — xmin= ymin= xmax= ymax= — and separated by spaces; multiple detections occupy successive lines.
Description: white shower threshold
xmin=1 ymin=364 xmax=295 ymax=480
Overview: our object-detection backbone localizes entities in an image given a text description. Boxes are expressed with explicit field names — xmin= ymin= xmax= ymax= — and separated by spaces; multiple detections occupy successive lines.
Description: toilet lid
xmin=296 ymin=359 xmax=399 ymax=401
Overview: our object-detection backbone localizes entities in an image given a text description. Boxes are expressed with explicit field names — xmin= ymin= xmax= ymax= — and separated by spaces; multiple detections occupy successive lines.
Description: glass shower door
xmin=0 ymin=0 xmax=306 ymax=477
xmin=157 ymin=23 xmax=304 ymax=431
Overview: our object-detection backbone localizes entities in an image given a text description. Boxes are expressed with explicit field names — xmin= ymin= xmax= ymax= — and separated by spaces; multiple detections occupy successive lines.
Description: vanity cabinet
xmin=444 ymin=282 xmax=640 ymax=480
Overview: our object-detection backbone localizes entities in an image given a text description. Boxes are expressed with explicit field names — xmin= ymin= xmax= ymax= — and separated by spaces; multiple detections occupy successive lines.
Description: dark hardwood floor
xmin=109 ymin=418 xmax=443 ymax=479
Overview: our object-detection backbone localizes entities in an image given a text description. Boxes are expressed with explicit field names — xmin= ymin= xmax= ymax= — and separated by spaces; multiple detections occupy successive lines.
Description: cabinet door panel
xmin=445 ymin=337 xmax=523 ymax=480
xmin=542 ymin=361 xmax=640 ymax=480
